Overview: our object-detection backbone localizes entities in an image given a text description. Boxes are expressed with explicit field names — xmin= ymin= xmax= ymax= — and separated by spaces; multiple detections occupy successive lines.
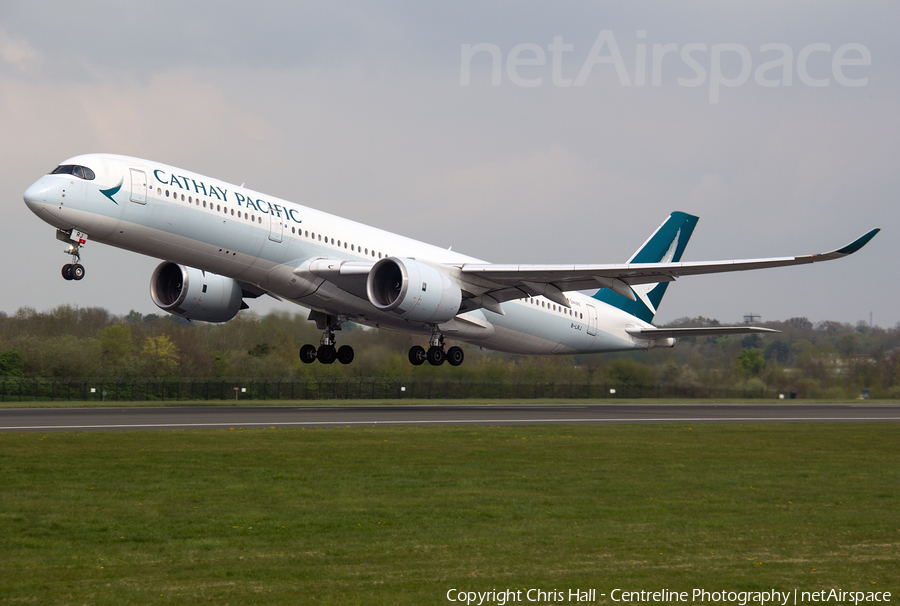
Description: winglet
xmin=835 ymin=228 xmax=880 ymax=256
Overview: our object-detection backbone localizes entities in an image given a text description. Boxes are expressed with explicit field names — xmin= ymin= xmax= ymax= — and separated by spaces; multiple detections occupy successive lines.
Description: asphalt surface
xmin=1 ymin=403 xmax=899 ymax=432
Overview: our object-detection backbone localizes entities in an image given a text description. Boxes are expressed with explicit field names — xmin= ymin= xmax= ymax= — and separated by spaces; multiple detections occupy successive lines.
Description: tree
xmin=737 ymin=349 xmax=765 ymax=377
xmin=99 ymin=326 xmax=134 ymax=362
xmin=141 ymin=335 xmax=180 ymax=376
xmin=0 ymin=350 xmax=24 ymax=377
xmin=605 ymin=358 xmax=655 ymax=384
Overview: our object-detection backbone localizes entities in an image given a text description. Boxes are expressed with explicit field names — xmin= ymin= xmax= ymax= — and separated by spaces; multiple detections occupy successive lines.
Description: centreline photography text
xmin=445 ymin=587 xmax=892 ymax=605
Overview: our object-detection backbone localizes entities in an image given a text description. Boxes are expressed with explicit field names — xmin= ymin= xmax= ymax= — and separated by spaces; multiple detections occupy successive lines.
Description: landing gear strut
xmin=408 ymin=327 xmax=464 ymax=367
xmin=57 ymin=229 xmax=86 ymax=281
xmin=299 ymin=311 xmax=354 ymax=365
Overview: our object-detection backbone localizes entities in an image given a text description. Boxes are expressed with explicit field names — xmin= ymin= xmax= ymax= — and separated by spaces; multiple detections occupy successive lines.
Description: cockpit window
xmin=51 ymin=165 xmax=96 ymax=180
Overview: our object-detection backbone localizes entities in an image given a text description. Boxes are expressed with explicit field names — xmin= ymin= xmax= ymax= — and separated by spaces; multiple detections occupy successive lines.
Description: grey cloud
xmin=2 ymin=1 xmax=897 ymax=327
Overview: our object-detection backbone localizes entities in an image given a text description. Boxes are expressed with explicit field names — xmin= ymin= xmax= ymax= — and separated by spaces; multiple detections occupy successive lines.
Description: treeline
xmin=1 ymin=306 xmax=898 ymax=398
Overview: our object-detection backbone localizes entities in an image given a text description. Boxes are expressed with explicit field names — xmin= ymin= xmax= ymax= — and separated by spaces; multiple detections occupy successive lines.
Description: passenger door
xmin=268 ymin=209 xmax=284 ymax=243
xmin=129 ymin=169 xmax=147 ymax=204
xmin=586 ymin=304 xmax=599 ymax=336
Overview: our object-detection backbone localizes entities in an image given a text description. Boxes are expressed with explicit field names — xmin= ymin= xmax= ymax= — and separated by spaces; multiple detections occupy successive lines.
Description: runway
xmin=1 ymin=403 xmax=899 ymax=432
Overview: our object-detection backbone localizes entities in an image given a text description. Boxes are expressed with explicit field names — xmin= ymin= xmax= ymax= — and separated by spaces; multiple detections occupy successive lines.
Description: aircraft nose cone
xmin=23 ymin=178 xmax=51 ymax=213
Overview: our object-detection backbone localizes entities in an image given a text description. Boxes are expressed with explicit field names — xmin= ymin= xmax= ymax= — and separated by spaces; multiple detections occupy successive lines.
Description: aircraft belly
xmin=467 ymin=300 xmax=636 ymax=355
xmin=100 ymin=218 xmax=267 ymax=283
xmin=38 ymin=207 xmax=77 ymax=231
xmin=470 ymin=303 xmax=580 ymax=354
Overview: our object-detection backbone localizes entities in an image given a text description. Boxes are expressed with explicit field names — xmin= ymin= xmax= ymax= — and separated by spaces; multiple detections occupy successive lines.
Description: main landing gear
xmin=57 ymin=229 xmax=86 ymax=281
xmin=299 ymin=312 xmax=354 ymax=365
xmin=408 ymin=328 xmax=464 ymax=367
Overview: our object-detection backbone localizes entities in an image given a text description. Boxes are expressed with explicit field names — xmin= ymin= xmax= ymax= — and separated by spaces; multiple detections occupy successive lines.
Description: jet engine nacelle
xmin=150 ymin=262 xmax=244 ymax=323
xmin=366 ymin=257 xmax=462 ymax=324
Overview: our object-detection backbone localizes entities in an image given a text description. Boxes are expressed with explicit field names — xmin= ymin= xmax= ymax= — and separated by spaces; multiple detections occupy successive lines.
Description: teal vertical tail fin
xmin=593 ymin=211 xmax=698 ymax=322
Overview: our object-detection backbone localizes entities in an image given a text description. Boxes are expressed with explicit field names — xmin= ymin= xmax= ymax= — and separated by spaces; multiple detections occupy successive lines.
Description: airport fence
xmin=0 ymin=377 xmax=792 ymax=402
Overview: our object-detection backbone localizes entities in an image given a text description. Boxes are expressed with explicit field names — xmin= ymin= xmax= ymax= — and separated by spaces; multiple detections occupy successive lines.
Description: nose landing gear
xmin=61 ymin=263 xmax=85 ymax=281
xmin=57 ymin=229 xmax=86 ymax=281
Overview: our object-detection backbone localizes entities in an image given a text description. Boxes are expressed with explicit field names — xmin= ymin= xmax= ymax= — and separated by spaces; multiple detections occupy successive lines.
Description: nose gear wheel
xmin=57 ymin=229 xmax=87 ymax=281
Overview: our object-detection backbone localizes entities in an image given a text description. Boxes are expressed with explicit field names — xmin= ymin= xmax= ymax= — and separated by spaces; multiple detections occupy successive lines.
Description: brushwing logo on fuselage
xmin=100 ymin=178 xmax=123 ymax=205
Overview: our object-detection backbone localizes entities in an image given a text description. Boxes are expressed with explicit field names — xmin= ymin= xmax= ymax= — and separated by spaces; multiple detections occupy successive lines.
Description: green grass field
xmin=1 ymin=423 xmax=898 ymax=604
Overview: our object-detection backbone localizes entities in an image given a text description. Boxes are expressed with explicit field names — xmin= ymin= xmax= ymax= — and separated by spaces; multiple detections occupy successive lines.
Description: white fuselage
xmin=24 ymin=154 xmax=657 ymax=355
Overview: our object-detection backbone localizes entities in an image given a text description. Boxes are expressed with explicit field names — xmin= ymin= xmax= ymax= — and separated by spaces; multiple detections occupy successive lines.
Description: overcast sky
xmin=2 ymin=1 xmax=897 ymax=327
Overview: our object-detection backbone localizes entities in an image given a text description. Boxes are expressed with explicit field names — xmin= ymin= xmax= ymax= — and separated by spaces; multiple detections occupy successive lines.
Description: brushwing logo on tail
xmin=632 ymin=227 xmax=681 ymax=315
xmin=593 ymin=212 xmax=698 ymax=323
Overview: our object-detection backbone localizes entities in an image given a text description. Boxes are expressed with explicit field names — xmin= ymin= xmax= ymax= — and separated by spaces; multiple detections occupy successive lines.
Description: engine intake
xmin=366 ymin=257 xmax=462 ymax=324
xmin=150 ymin=262 xmax=244 ymax=322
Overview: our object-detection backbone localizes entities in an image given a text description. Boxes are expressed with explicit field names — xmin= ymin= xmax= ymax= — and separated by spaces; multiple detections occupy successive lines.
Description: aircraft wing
xmin=304 ymin=228 xmax=878 ymax=315
xmin=455 ymin=228 xmax=880 ymax=310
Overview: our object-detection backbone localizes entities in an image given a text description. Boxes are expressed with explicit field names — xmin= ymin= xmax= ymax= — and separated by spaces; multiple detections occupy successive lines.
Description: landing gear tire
xmin=427 ymin=346 xmax=445 ymax=366
xmin=317 ymin=344 xmax=337 ymax=364
xmin=409 ymin=345 xmax=426 ymax=366
xmin=337 ymin=345 xmax=354 ymax=365
xmin=62 ymin=264 xmax=74 ymax=280
xmin=299 ymin=344 xmax=318 ymax=364
xmin=446 ymin=346 xmax=464 ymax=367
xmin=71 ymin=264 xmax=85 ymax=280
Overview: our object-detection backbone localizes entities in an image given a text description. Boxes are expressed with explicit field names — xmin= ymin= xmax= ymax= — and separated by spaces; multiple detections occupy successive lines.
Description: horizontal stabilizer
xmin=626 ymin=326 xmax=780 ymax=339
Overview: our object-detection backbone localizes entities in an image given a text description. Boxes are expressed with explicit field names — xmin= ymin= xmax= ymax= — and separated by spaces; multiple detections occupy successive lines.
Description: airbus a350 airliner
xmin=23 ymin=154 xmax=879 ymax=366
